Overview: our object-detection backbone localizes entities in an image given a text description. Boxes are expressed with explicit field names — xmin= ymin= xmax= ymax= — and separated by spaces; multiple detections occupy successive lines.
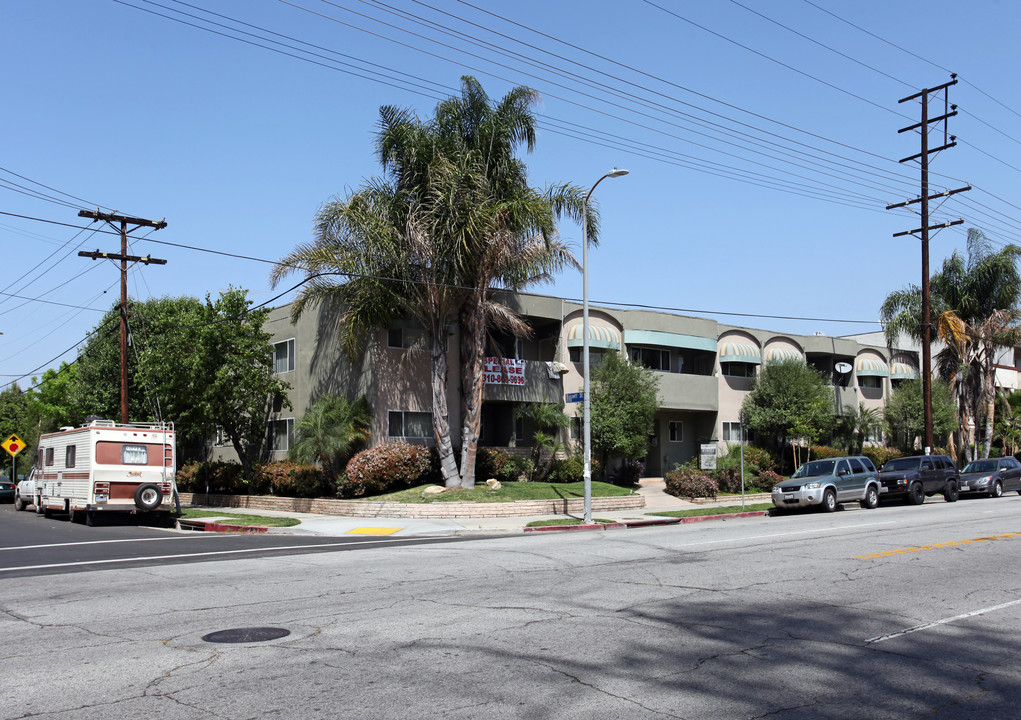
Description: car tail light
xmin=161 ymin=482 xmax=172 ymax=495
xmin=95 ymin=482 xmax=110 ymax=493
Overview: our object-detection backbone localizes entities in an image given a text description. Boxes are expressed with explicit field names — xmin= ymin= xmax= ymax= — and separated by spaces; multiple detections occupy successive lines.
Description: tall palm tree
xmin=272 ymin=77 xmax=590 ymax=488
xmin=881 ymin=229 xmax=1021 ymax=461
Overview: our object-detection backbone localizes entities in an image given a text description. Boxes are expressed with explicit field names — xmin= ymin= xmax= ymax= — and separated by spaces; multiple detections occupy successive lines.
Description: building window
xmin=388 ymin=326 xmax=423 ymax=349
xmin=568 ymin=346 xmax=608 ymax=365
xmin=668 ymin=421 xmax=683 ymax=442
xmin=267 ymin=418 xmax=294 ymax=452
xmin=388 ymin=410 xmax=432 ymax=439
xmin=722 ymin=422 xmax=741 ymax=442
xmin=65 ymin=445 xmax=76 ymax=468
xmin=630 ymin=346 xmax=670 ymax=372
xmin=721 ymin=362 xmax=756 ymax=378
xmin=214 ymin=427 xmax=229 ymax=446
xmin=273 ymin=338 xmax=295 ymax=374
xmin=515 ymin=416 xmax=526 ymax=443
xmin=570 ymin=417 xmax=582 ymax=440
xmin=858 ymin=375 xmax=882 ymax=389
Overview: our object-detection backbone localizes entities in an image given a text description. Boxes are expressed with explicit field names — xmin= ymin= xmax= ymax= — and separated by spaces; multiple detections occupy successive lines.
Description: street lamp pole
xmin=582 ymin=168 xmax=629 ymax=524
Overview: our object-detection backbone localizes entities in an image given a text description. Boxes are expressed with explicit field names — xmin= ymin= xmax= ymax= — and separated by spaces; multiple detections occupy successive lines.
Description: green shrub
xmin=757 ymin=469 xmax=784 ymax=489
xmin=664 ymin=463 xmax=718 ymax=499
xmin=256 ymin=461 xmax=326 ymax=498
xmin=342 ymin=443 xmax=433 ymax=498
xmin=546 ymin=455 xmax=601 ymax=483
xmin=810 ymin=445 xmax=844 ymax=459
xmin=863 ymin=446 xmax=902 ymax=469
xmin=175 ymin=461 xmax=248 ymax=494
xmin=476 ymin=447 xmax=511 ymax=482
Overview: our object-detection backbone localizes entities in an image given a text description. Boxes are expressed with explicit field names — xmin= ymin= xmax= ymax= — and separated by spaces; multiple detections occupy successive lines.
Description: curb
xmin=523 ymin=510 xmax=766 ymax=533
xmin=178 ymin=518 xmax=269 ymax=534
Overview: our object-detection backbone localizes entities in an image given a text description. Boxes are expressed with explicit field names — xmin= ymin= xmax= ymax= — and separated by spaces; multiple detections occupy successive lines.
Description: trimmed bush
xmin=476 ymin=447 xmax=511 ymax=482
xmin=809 ymin=445 xmax=844 ymax=459
xmin=546 ymin=455 xmax=601 ymax=483
xmin=175 ymin=461 xmax=247 ymax=494
xmin=256 ymin=461 xmax=326 ymax=498
xmin=757 ymin=469 xmax=784 ymax=489
xmin=863 ymin=446 xmax=903 ymax=470
xmin=342 ymin=442 xmax=433 ymax=498
xmin=664 ymin=463 xmax=718 ymax=499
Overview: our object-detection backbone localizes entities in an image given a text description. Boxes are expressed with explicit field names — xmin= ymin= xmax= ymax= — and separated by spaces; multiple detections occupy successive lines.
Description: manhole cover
xmin=201 ymin=627 xmax=291 ymax=644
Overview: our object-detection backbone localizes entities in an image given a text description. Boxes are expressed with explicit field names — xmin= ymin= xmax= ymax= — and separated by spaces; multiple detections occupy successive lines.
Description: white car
xmin=14 ymin=468 xmax=38 ymax=512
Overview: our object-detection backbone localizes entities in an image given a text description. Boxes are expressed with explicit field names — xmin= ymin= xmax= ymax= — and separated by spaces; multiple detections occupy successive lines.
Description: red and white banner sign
xmin=484 ymin=357 xmax=526 ymax=385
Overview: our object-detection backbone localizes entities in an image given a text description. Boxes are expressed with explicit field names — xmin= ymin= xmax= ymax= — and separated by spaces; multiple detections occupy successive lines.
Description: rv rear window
xmin=66 ymin=445 xmax=76 ymax=468
xmin=122 ymin=444 xmax=148 ymax=465
xmin=45 ymin=447 xmax=54 ymax=466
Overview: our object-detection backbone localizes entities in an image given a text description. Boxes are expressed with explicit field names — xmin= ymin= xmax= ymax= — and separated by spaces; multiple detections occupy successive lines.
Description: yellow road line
xmin=854 ymin=532 xmax=1021 ymax=559
xmin=346 ymin=527 xmax=401 ymax=536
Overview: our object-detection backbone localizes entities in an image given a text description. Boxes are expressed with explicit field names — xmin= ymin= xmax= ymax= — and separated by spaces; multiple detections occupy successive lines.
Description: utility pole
xmin=887 ymin=75 xmax=970 ymax=455
xmin=77 ymin=210 xmax=167 ymax=424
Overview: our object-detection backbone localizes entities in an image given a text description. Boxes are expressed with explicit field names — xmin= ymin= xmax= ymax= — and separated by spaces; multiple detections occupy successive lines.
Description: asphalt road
xmin=0 ymin=503 xmax=474 ymax=578
xmin=4 ymin=494 xmax=1021 ymax=719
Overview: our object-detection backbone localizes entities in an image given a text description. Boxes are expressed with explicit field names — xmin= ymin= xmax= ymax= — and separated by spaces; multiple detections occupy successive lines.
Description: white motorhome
xmin=35 ymin=419 xmax=177 ymax=525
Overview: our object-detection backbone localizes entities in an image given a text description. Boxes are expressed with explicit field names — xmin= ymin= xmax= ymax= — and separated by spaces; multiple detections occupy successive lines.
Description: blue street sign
xmin=565 ymin=392 xmax=585 ymax=403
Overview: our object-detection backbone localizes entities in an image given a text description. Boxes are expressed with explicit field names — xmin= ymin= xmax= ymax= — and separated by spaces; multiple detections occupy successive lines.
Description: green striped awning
xmin=766 ymin=347 xmax=803 ymax=363
xmin=856 ymin=356 xmax=890 ymax=377
xmin=890 ymin=361 xmax=919 ymax=379
xmin=566 ymin=324 xmax=621 ymax=349
xmin=719 ymin=341 xmax=762 ymax=364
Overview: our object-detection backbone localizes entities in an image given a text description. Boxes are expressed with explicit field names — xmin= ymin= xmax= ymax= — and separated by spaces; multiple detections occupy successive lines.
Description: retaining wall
xmin=177 ymin=492 xmax=645 ymax=518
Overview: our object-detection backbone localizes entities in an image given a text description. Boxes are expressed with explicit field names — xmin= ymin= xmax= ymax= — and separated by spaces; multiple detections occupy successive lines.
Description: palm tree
xmin=881 ymin=229 xmax=1021 ymax=461
xmin=272 ymin=77 xmax=589 ymax=489
xmin=289 ymin=395 xmax=371 ymax=483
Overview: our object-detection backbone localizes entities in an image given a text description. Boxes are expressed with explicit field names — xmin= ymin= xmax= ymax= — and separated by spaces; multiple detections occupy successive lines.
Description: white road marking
xmin=866 ymin=598 xmax=1021 ymax=644
xmin=0 ymin=537 xmax=444 ymax=573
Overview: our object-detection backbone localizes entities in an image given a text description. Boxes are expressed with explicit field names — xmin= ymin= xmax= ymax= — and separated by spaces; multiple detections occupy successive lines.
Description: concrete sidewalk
xmin=179 ymin=480 xmax=771 ymax=537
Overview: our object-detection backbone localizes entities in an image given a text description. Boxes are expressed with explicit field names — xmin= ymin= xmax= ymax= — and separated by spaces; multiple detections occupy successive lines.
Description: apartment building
xmin=227 ymin=292 xmax=924 ymax=475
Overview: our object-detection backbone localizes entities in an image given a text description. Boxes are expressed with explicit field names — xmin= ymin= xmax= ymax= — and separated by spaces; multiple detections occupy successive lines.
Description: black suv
xmin=879 ymin=454 xmax=961 ymax=504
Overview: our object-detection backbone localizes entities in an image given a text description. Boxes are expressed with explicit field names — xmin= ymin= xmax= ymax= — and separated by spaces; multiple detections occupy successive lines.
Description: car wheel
xmin=944 ymin=480 xmax=959 ymax=503
xmin=820 ymin=488 xmax=837 ymax=513
xmin=907 ymin=482 xmax=925 ymax=505
xmin=990 ymin=480 xmax=1003 ymax=499
xmin=14 ymin=491 xmax=24 ymax=511
xmin=860 ymin=485 xmax=879 ymax=510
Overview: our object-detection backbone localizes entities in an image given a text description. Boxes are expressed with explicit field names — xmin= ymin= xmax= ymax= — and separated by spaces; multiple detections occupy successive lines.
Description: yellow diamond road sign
xmin=3 ymin=434 xmax=24 ymax=457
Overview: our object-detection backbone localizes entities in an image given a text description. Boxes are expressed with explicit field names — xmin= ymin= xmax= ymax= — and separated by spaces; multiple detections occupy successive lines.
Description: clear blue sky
xmin=3 ymin=0 xmax=1020 ymax=389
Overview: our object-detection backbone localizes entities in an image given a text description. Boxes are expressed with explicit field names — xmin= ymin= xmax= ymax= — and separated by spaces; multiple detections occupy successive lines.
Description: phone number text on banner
xmin=483 ymin=357 xmax=526 ymax=385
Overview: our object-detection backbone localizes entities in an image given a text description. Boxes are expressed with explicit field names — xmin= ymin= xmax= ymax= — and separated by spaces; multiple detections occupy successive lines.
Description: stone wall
xmin=177 ymin=492 xmax=644 ymax=518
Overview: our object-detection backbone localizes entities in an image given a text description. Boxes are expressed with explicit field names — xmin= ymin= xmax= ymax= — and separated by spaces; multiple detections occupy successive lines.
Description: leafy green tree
xmin=26 ymin=363 xmax=81 ymax=433
xmin=513 ymin=402 xmax=570 ymax=482
xmin=885 ymin=378 xmax=958 ymax=452
xmin=586 ymin=351 xmax=660 ymax=477
xmin=741 ymin=359 xmax=834 ymax=465
xmin=0 ymin=384 xmax=30 ymax=479
xmin=271 ymin=76 xmax=586 ymax=489
xmin=881 ymin=228 xmax=1021 ymax=461
xmin=56 ymin=288 xmax=289 ymax=472
xmin=289 ymin=395 xmax=372 ymax=483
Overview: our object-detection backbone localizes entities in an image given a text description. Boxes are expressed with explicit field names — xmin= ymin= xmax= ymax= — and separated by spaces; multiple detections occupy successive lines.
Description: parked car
xmin=959 ymin=456 xmax=1021 ymax=498
xmin=879 ymin=454 xmax=960 ymax=504
xmin=771 ymin=456 xmax=881 ymax=513
xmin=14 ymin=469 xmax=37 ymax=511
xmin=0 ymin=477 xmax=14 ymax=503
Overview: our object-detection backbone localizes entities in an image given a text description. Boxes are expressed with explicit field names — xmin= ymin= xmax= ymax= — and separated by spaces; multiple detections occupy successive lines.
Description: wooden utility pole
xmin=77 ymin=210 xmax=167 ymax=424
xmin=887 ymin=75 xmax=969 ymax=454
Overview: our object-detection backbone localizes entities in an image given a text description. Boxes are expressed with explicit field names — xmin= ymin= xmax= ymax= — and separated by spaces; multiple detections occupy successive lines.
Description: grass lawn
xmin=376 ymin=481 xmax=635 ymax=504
xmin=524 ymin=517 xmax=616 ymax=527
xmin=179 ymin=508 xmax=300 ymax=527
xmin=648 ymin=503 xmax=773 ymax=518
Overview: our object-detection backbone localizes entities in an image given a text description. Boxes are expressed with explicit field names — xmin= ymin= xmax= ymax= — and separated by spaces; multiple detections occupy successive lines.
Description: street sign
xmin=565 ymin=392 xmax=585 ymax=403
xmin=2 ymin=434 xmax=25 ymax=457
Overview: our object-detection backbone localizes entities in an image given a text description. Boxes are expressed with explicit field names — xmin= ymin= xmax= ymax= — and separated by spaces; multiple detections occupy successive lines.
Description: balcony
xmin=482 ymin=359 xmax=563 ymax=404
xmin=657 ymin=372 xmax=718 ymax=411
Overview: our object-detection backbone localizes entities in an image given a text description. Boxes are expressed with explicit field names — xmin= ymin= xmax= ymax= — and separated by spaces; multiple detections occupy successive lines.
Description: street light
xmin=582 ymin=167 xmax=629 ymax=524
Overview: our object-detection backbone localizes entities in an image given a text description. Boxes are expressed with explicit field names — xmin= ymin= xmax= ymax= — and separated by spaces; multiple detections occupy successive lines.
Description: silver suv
xmin=771 ymin=456 xmax=881 ymax=513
